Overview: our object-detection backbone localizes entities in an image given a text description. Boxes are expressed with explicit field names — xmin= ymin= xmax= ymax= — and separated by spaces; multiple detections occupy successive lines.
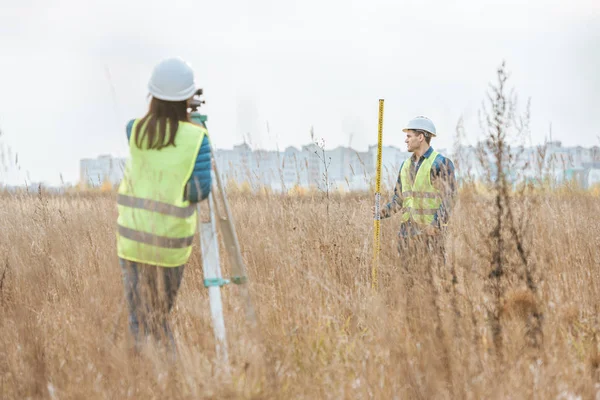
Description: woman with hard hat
xmin=116 ymin=57 xmax=212 ymax=355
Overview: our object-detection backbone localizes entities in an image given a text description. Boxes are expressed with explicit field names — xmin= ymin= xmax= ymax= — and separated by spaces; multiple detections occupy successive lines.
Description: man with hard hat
xmin=117 ymin=57 xmax=212 ymax=356
xmin=378 ymin=116 xmax=456 ymax=251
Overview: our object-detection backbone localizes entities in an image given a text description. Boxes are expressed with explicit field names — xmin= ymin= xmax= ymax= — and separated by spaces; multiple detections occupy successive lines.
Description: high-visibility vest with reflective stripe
xmin=116 ymin=119 xmax=206 ymax=267
xmin=400 ymin=150 xmax=443 ymax=226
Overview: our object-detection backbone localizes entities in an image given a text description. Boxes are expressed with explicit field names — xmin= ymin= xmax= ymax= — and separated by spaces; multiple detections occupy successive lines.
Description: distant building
xmin=80 ymin=155 xmax=127 ymax=187
xmin=300 ymin=143 xmax=324 ymax=188
xmin=79 ymin=142 xmax=600 ymax=191
xmin=281 ymin=146 xmax=303 ymax=187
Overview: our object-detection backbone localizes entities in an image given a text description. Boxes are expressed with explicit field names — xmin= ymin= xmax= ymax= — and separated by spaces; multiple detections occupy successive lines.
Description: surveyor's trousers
xmin=119 ymin=259 xmax=185 ymax=354
xmin=396 ymin=233 xmax=447 ymax=289
xmin=396 ymin=234 xmax=445 ymax=263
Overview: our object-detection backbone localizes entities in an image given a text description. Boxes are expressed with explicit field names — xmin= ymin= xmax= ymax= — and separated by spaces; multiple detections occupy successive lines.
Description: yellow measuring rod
xmin=372 ymin=99 xmax=384 ymax=290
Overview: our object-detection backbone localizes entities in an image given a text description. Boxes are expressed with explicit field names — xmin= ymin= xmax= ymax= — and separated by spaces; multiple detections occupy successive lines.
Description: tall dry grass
xmin=1 ymin=187 xmax=599 ymax=399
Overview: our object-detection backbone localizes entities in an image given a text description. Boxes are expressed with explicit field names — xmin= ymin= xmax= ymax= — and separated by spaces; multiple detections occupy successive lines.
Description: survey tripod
xmin=190 ymin=89 xmax=258 ymax=369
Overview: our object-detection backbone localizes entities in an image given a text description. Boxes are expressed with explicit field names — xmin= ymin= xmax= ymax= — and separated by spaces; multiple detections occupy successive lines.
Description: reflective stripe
xmin=117 ymin=194 xmax=195 ymax=218
xmin=118 ymin=225 xmax=194 ymax=249
xmin=402 ymin=191 xmax=441 ymax=199
xmin=408 ymin=208 xmax=438 ymax=215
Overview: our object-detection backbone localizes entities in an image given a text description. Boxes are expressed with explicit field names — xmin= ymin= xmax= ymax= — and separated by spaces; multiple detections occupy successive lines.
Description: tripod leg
xmin=199 ymin=192 xmax=229 ymax=369
xmin=211 ymin=161 xmax=259 ymax=329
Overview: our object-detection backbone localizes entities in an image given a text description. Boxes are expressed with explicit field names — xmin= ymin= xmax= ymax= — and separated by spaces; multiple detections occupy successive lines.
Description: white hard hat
xmin=402 ymin=116 xmax=437 ymax=137
xmin=148 ymin=57 xmax=197 ymax=102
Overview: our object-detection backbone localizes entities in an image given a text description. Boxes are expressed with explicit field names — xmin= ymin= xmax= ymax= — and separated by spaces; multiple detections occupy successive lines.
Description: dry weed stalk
xmin=472 ymin=61 xmax=544 ymax=361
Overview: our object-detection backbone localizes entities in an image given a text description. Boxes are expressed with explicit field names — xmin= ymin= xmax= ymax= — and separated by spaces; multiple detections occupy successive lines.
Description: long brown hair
xmin=134 ymin=97 xmax=189 ymax=150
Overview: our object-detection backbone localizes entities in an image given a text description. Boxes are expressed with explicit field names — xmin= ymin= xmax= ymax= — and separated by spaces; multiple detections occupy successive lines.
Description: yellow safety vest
xmin=400 ymin=150 xmax=443 ymax=226
xmin=116 ymin=118 xmax=206 ymax=267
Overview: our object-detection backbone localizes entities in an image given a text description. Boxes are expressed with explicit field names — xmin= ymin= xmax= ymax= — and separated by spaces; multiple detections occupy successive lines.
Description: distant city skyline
xmin=4 ymin=135 xmax=600 ymax=185
xmin=56 ymin=139 xmax=600 ymax=192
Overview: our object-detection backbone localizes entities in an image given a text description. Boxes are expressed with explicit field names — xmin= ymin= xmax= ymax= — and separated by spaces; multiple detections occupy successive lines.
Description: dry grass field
xmin=1 ymin=187 xmax=599 ymax=399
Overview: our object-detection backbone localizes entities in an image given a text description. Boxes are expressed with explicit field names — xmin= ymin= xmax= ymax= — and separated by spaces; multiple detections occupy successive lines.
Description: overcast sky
xmin=1 ymin=0 xmax=599 ymax=185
